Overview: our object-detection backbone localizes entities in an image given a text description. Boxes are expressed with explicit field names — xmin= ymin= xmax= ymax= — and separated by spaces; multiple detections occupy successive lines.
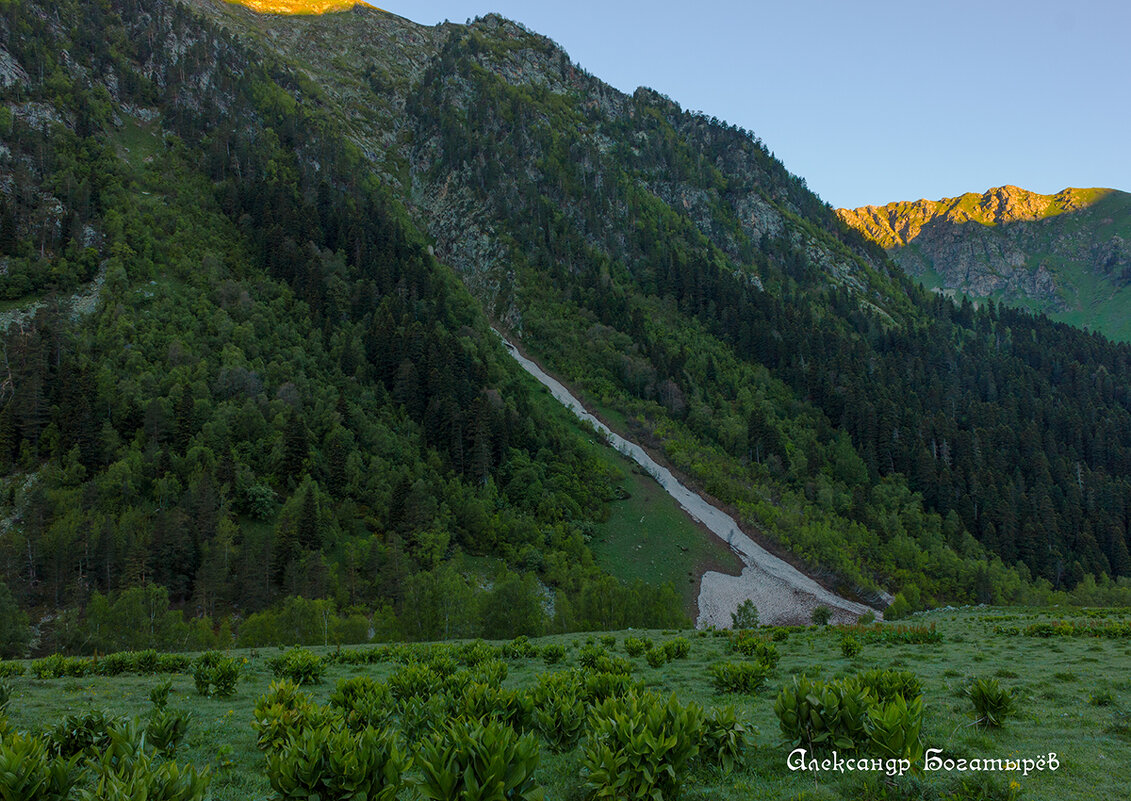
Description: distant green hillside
xmin=838 ymin=186 xmax=1131 ymax=340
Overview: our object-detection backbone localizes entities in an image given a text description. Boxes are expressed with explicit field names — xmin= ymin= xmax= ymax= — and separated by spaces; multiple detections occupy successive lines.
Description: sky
xmin=367 ymin=0 xmax=1129 ymax=209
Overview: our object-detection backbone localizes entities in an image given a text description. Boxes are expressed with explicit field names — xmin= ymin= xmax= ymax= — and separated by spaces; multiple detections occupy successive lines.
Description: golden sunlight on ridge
xmin=225 ymin=0 xmax=360 ymax=14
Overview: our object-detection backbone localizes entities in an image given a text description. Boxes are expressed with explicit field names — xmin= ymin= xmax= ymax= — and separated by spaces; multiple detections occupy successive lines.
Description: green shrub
xmin=728 ymin=632 xmax=780 ymax=667
xmin=699 ymin=706 xmax=747 ymax=772
xmin=149 ymin=679 xmax=173 ymax=710
xmin=864 ymin=695 xmax=924 ymax=763
xmin=465 ymin=658 xmax=508 ymax=688
xmin=855 ymin=669 xmax=922 ymax=703
xmin=584 ymin=692 xmax=703 ymax=801
xmin=270 ymin=647 xmax=326 ymax=685
xmin=964 ymin=678 xmax=1016 ymax=728
xmin=457 ymin=683 xmax=532 ymax=731
xmin=731 ymin=599 xmax=759 ymax=629
xmin=415 ymin=717 xmax=542 ymax=801
xmin=531 ymin=691 xmax=587 ymax=753
xmin=599 ymin=635 xmax=617 ymax=649
xmin=858 ymin=611 xmax=876 ymax=626
xmin=192 ymin=652 xmax=242 ymax=698
xmin=709 ymin=662 xmax=769 ymax=694
xmin=502 ymin=635 xmax=540 ymax=660
xmin=388 ymin=663 xmax=443 ymax=702
xmin=146 ymin=707 xmax=191 ymax=757
xmin=0 ymin=680 xmax=10 ymax=714
xmin=774 ymin=676 xmax=870 ymax=752
xmin=645 ymin=648 xmax=667 ymax=669
xmin=329 ymin=676 xmax=394 ymax=731
xmin=457 ymin=640 xmax=501 ymax=666
xmin=663 ymin=637 xmax=690 ymax=660
xmin=623 ymin=637 xmax=648 ymax=657
xmin=581 ymin=671 xmax=642 ymax=704
xmin=267 ymin=725 xmax=407 ymax=801
xmin=253 ymin=681 xmax=325 ymax=754
xmin=0 ymin=733 xmax=82 ymax=801
xmin=540 ymin=643 xmax=566 ymax=665
xmin=841 ymin=636 xmax=862 ymax=658
xmin=812 ymin=606 xmax=832 ymax=626
xmin=31 ymin=654 xmax=90 ymax=679
xmin=0 ymin=661 xmax=26 ymax=678
xmin=49 ymin=710 xmax=123 ymax=758
xmin=578 ymin=643 xmax=608 ymax=669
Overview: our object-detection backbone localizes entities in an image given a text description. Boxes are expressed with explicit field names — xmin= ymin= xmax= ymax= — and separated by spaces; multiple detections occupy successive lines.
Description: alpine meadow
xmin=0 ymin=1 xmax=1128 ymax=800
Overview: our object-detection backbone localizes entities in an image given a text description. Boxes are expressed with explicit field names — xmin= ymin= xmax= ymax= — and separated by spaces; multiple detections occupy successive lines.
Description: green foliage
xmin=146 ymin=707 xmax=191 ymax=757
xmin=812 ymin=606 xmax=832 ymax=626
xmin=253 ymin=681 xmax=324 ymax=754
xmin=414 ymin=717 xmax=544 ymax=801
xmin=0 ymin=681 xmax=10 ymax=714
xmin=662 ymin=637 xmax=690 ymax=660
xmin=963 ymin=678 xmax=1017 ymax=728
xmin=623 ymin=637 xmax=648 ymax=657
xmin=708 ymin=661 xmax=768 ymax=694
xmin=502 ymin=635 xmax=541 ymax=660
xmin=48 ymin=710 xmax=123 ymax=758
xmin=863 ymin=695 xmax=924 ymax=763
xmin=841 ymin=636 xmax=862 ymax=658
xmin=270 ymin=647 xmax=327 ymax=685
xmin=645 ymin=648 xmax=668 ymax=668
xmin=773 ymin=676 xmax=871 ymax=753
xmin=79 ymin=751 xmax=210 ymax=801
xmin=0 ymin=732 xmax=82 ymax=801
xmin=730 ymin=599 xmax=759 ymax=629
xmin=698 ymin=706 xmax=748 ymax=772
xmin=539 ymin=644 xmax=565 ymax=665
xmin=387 ymin=663 xmax=444 ymax=702
xmin=192 ymin=652 xmax=242 ymax=697
xmin=31 ymin=654 xmax=90 ymax=679
xmin=0 ymin=663 xmax=24 ymax=679
xmin=727 ymin=631 xmax=780 ymax=667
xmin=148 ymin=679 xmax=173 ymax=710
xmin=0 ymin=582 xmax=28 ymax=659
xmin=267 ymin=724 xmax=408 ymax=801
xmin=583 ymin=692 xmax=703 ymax=801
xmin=855 ymin=669 xmax=923 ymax=703
xmin=531 ymin=687 xmax=587 ymax=753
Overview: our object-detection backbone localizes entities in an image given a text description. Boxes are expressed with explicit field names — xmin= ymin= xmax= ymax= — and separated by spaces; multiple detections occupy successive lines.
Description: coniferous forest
xmin=0 ymin=0 xmax=1129 ymax=658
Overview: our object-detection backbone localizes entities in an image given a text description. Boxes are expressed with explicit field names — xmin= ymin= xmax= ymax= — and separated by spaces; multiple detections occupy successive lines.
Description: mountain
xmin=2 ymin=0 xmax=1131 ymax=651
xmin=838 ymin=185 xmax=1131 ymax=340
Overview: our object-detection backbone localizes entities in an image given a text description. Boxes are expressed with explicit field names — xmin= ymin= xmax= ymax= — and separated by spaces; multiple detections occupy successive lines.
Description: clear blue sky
xmin=367 ymin=0 xmax=1129 ymax=209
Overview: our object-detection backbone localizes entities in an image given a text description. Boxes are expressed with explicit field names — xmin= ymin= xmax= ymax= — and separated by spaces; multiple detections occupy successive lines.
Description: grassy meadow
xmin=2 ymin=607 xmax=1129 ymax=801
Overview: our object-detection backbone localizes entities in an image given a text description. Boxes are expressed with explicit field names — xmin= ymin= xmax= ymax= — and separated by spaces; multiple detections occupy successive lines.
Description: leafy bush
xmin=645 ymin=648 xmax=667 ymax=669
xmin=267 ymin=724 xmax=408 ymax=801
xmin=329 ymin=676 xmax=394 ymax=731
xmin=774 ymin=676 xmax=871 ymax=752
xmin=85 ymin=750 xmax=211 ymax=801
xmin=149 ymin=679 xmax=174 ymax=710
xmin=531 ymin=691 xmax=587 ymax=752
xmin=49 ymin=710 xmax=124 ymax=758
xmin=31 ymin=654 xmax=90 ymax=679
xmin=855 ymin=669 xmax=922 ymax=703
xmin=146 ymin=707 xmax=191 ymax=757
xmin=864 ymin=695 xmax=924 ymax=763
xmin=728 ymin=632 xmax=780 ymax=667
xmin=253 ymin=681 xmax=324 ymax=754
xmin=964 ymin=678 xmax=1016 ymax=728
xmin=663 ymin=637 xmax=690 ymax=660
xmin=858 ymin=611 xmax=876 ymax=626
xmin=841 ymin=636 xmax=862 ymax=658
xmin=456 ymin=683 xmax=532 ymax=731
xmin=388 ymin=663 xmax=443 ymax=702
xmin=0 ymin=661 xmax=26 ymax=678
xmin=731 ymin=599 xmax=759 ymax=629
xmin=457 ymin=640 xmax=501 ymax=666
xmin=812 ymin=606 xmax=832 ymax=626
xmin=584 ymin=692 xmax=703 ymax=801
xmin=192 ymin=652 xmax=242 ymax=697
xmin=599 ymin=635 xmax=617 ymax=649
xmin=502 ymin=635 xmax=540 ymax=660
xmin=623 ymin=637 xmax=648 ymax=657
xmin=270 ymin=647 xmax=327 ymax=685
xmin=709 ymin=662 xmax=769 ymax=694
xmin=0 ymin=732 xmax=82 ymax=801
xmin=540 ymin=644 xmax=565 ymax=665
xmin=581 ymin=671 xmax=642 ymax=703
xmin=699 ymin=706 xmax=747 ymax=772
xmin=415 ymin=717 xmax=542 ymax=801
xmin=0 ymin=680 xmax=10 ymax=714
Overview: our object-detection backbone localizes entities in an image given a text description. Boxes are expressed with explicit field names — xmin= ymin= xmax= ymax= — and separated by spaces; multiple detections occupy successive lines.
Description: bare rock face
xmin=838 ymin=186 xmax=1131 ymax=334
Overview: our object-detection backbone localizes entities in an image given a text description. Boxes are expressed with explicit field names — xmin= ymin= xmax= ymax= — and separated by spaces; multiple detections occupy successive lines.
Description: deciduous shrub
xmin=415 ymin=718 xmax=542 ymax=801
xmin=964 ymin=678 xmax=1016 ymax=728
xmin=645 ymin=648 xmax=667 ymax=669
xmin=0 ymin=733 xmax=82 ymax=801
xmin=267 ymin=725 xmax=407 ymax=801
xmin=49 ymin=710 xmax=123 ymax=758
xmin=146 ymin=707 xmax=191 ymax=757
xmin=841 ymin=636 xmax=862 ymax=658
xmin=540 ymin=644 xmax=565 ymax=665
xmin=584 ymin=692 xmax=703 ymax=801
xmin=663 ymin=637 xmax=690 ymax=660
xmin=699 ymin=706 xmax=747 ymax=771
xmin=709 ymin=662 xmax=769 ymax=694
xmin=192 ymin=652 xmax=242 ymax=697
xmin=270 ymin=647 xmax=326 ymax=685
xmin=812 ymin=606 xmax=832 ymax=626
xmin=623 ymin=637 xmax=648 ymax=658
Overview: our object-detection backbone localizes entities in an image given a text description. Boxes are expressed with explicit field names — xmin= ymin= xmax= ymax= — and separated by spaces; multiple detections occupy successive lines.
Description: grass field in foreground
xmin=3 ymin=607 xmax=1129 ymax=801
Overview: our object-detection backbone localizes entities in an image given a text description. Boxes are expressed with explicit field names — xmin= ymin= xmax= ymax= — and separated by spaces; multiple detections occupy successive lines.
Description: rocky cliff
xmin=838 ymin=186 xmax=1131 ymax=339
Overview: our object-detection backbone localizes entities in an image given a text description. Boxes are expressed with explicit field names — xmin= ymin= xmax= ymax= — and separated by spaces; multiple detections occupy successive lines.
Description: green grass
xmin=3 ymin=607 xmax=1129 ymax=800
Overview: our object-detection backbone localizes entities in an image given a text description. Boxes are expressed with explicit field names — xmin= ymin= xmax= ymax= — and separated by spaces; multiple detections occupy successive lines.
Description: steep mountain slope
xmin=4 ymin=0 xmax=1131 ymax=646
xmin=839 ymin=186 xmax=1131 ymax=340
xmin=179 ymin=1 xmax=1131 ymax=602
